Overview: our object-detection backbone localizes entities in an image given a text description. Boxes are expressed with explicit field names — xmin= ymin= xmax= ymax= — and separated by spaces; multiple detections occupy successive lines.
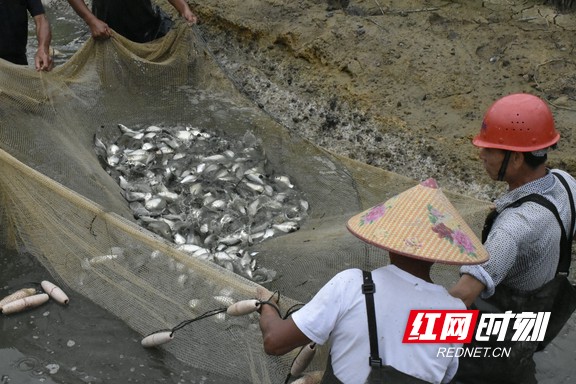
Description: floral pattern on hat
xmin=358 ymin=196 xmax=397 ymax=226
xmin=427 ymin=204 xmax=478 ymax=258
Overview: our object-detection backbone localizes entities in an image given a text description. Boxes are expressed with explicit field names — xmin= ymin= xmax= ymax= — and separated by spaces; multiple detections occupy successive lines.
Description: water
xmin=0 ymin=246 xmax=235 ymax=384
xmin=26 ymin=3 xmax=88 ymax=68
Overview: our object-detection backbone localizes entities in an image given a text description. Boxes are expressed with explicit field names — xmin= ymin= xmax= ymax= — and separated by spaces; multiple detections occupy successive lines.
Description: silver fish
xmin=177 ymin=243 xmax=204 ymax=254
xmin=244 ymin=170 xmax=266 ymax=185
xmin=274 ymin=175 xmax=294 ymax=189
xmin=218 ymin=234 xmax=242 ymax=246
xmin=124 ymin=191 xmax=149 ymax=202
xmin=203 ymin=154 xmax=227 ymax=163
xmin=273 ymin=221 xmax=300 ymax=233
xmin=145 ymin=125 xmax=163 ymax=133
xmin=118 ymin=123 xmax=144 ymax=140
xmin=146 ymin=221 xmax=171 ymax=239
xmin=89 ymin=254 xmax=119 ymax=265
xmin=144 ymin=197 xmax=166 ymax=211
xmin=95 ymin=124 xmax=311 ymax=285
xmin=175 ymin=130 xmax=194 ymax=141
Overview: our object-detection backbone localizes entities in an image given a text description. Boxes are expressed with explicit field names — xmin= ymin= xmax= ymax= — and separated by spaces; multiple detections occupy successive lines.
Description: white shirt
xmin=291 ymin=265 xmax=465 ymax=384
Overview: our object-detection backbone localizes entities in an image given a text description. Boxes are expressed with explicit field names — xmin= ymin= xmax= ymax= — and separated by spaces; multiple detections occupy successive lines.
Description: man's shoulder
xmin=333 ymin=268 xmax=364 ymax=281
xmin=551 ymin=169 xmax=576 ymax=188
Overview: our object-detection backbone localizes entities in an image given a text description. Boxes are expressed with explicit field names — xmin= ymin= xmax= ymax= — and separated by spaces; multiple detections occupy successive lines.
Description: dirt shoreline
xmin=188 ymin=0 xmax=576 ymax=201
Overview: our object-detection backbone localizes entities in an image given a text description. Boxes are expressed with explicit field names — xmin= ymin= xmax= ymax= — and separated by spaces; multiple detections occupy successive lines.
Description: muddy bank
xmin=188 ymin=0 xmax=576 ymax=201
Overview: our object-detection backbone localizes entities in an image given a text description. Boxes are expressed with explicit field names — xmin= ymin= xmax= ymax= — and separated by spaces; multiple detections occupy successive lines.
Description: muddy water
xmin=0 ymin=246 xmax=237 ymax=384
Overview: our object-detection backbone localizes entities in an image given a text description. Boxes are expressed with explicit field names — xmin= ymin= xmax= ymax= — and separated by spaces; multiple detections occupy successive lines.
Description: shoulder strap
xmin=362 ymin=270 xmax=382 ymax=368
xmin=360 ymin=272 xmax=444 ymax=384
xmin=486 ymin=192 xmax=571 ymax=275
xmin=552 ymin=171 xmax=575 ymax=244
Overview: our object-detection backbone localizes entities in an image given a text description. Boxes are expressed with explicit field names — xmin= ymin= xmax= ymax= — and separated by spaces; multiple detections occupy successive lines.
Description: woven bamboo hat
xmin=347 ymin=179 xmax=488 ymax=265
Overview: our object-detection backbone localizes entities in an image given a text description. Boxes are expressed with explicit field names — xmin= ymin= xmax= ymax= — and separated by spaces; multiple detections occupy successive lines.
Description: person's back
xmin=258 ymin=179 xmax=489 ymax=384
xmin=450 ymin=94 xmax=576 ymax=384
xmin=0 ymin=1 xmax=31 ymax=64
xmin=91 ymin=0 xmax=168 ymax=43
xmin=462 ymin=169 xmax=576 ymax=296
xmin=67 ymin=0 xmax=197 ymax=42
xmin=292 ymin=265 xmax=466 ymax=383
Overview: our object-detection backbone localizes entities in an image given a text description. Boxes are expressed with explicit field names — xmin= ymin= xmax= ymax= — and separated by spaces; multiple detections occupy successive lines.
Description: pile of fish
xmin=94 ymin=123 xmax=310 ymax=283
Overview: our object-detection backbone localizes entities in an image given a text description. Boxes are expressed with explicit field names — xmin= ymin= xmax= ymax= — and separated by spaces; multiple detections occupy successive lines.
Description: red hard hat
xmin=473 ymin=93 xmax=560 ymax=152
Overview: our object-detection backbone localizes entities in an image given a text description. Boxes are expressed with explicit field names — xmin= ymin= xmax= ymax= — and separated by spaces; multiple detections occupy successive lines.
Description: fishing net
xmin=0 ymin=14 xmax=494 ymax=384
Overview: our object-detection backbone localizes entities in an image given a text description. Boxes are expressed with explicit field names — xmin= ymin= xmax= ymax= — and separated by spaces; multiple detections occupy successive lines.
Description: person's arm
xmin=33 ymin=13 xmax=53 ymax=71
xmin=66 ymin=0 xmax=111 ymax=39
xmin=449 ymin=273 xmax=486 ymax=308
xmin=167 ymin=0 xmax=198 ymax=24
xmin=257 ymin=287 xmax=311 ymax=355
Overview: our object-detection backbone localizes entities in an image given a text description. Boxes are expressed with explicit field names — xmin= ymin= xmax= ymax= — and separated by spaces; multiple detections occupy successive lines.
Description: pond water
xmin=0 ymin=246 xmax=237 ymax=384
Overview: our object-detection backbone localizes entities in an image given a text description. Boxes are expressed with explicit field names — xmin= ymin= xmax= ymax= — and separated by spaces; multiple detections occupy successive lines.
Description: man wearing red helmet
xmin=450 ymin=93 xmax=576 ymax=383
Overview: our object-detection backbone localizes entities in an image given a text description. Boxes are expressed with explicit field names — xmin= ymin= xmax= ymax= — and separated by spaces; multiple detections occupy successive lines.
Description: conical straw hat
xmin=347 ymin=179 xmax=489 ymax=265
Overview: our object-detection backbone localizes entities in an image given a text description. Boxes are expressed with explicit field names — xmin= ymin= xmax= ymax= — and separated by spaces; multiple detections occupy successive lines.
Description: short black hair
xmin=522 ymin=144 xmax=556 ymax=169
xmin=523 ymin=152 xmax=547 ymax=169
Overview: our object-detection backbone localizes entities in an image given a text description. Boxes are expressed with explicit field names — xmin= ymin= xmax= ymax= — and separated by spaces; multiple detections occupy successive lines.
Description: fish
xmin=144 ymin=197 xmax=167 ymax=211
xmin=244 ymin=169 xmax=266 ymax=185
xmin=177 ymin=243 xmax=204 ymax=254
xmin=274 ymin=175 xmax=294 ymax=189
xmin=213 ymin=295 xmax=235 ymax=307
xmin=145 ymin=125 xmax=163 ymax=133
xmin=146 ymin=221 xmax=172 ymax=239
xmin=94 ymin=124 xmax=310 ymax=283
xmin=89 ymin=254 xmax=120 ymax=265
xmin=273 ymin=221 xmax=300 ymax=233
xmin=118 ymin=123 xmax=144 ymax=140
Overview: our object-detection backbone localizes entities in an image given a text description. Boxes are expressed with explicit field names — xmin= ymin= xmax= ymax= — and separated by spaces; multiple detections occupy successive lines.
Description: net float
xmin=227 ymin=299 xmax=260 ymax=316
xmin=141 ymin=331 xmax=174 ymax=348
xmin=290 ymin=370 xmax=323 ymax=384
xmin=41 ymin=280 xmax=69 ymax=305
xmin=1 ymin=293 xmax=50 ymax=315
xmin=0 ymin=287 xmax=37 ymax=311
xmin=290 ymin=343 xmax=317 ymax=377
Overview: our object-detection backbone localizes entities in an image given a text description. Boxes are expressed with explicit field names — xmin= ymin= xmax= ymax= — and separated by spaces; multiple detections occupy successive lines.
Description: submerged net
xmin=0 ymin=16 xmax=494 ymax=383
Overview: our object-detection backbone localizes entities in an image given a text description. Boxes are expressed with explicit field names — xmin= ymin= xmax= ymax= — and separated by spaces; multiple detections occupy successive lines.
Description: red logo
xmin=403 ymin=310 xmax=479 ymax=343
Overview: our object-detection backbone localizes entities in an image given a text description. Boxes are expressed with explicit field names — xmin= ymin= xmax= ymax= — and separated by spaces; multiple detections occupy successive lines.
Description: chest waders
xmin=319 ymin=271 xmax=430 ymax=384
xmin=453 ymin=172 xmax=576 ymax=384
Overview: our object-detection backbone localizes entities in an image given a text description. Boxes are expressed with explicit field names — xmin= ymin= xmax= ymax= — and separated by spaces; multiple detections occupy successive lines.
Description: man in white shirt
xmin=258 ymin=178 xmax=489 ymax=384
